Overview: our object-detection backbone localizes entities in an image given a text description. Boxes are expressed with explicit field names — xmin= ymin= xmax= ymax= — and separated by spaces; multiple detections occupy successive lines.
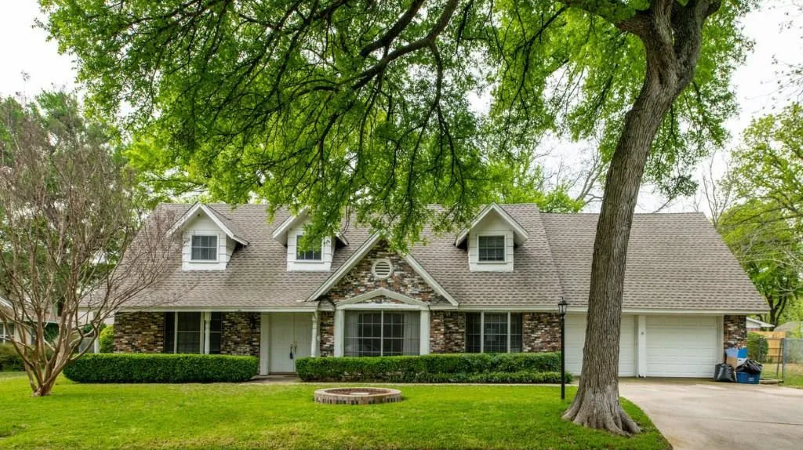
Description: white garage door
xmin=646 ymin=316 xmax=719 ymax=378
xmin=566 ymin=315 xmax=636 ymax=377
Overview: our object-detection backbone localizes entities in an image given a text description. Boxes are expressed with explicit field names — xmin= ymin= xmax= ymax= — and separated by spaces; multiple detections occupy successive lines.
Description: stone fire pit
xmin=314 ymin=387 xmax=402 ymax=405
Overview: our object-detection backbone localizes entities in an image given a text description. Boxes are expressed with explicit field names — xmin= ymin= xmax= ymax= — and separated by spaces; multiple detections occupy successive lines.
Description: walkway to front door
xmin=261 ymin=313 xmax=313 ymax=374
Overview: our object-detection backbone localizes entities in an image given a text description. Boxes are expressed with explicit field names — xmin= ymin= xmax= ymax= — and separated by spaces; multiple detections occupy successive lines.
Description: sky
xmin=1 ymin=1 xmax=801 ymax=214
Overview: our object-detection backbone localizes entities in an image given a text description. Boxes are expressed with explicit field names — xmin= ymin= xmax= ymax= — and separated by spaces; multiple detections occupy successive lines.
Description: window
xmin=0 ymin=322 xmax=14 ymax=343
xmin=344 ymin=311 xmax=420 ymax=357
xmin=478 ymin=235 xmax=505 ymax=262
xmin=176 ymin=312 xmax=202 ymax=353
xmin=191 ymin=235 xmax=218 ymax=261
xmin=296 ymin=234 xmax=322 ymax=261
xmin=465 ymin=312 xmax=523 ymax=353
xmin=209 ymin=312 xmax=222 ymax=354
xmin=162 ymin=312 xmax=223 ymax=354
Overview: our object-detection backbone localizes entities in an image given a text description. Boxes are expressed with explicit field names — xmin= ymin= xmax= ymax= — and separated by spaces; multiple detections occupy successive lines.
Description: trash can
xmin=736 ymin=372 xmax=760 ymax=384
xmin=736 ymin=359 xmax=762 ymax=384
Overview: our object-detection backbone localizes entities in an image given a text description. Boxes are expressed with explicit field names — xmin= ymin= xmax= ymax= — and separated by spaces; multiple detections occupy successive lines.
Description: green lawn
xmin=0 ymin=373 xmax=668 ymax=450
xmin=784 ymin=363 xmax=803 ymax=388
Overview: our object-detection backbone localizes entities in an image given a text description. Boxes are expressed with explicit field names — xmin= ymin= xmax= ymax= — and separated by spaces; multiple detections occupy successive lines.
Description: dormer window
xmin=478 ymin=235 xmax=505 ymax=262
xmin=191 ymin=235 xmax=218 ymax=261
xmin=296 ymin=234 xmax=322 ymax=261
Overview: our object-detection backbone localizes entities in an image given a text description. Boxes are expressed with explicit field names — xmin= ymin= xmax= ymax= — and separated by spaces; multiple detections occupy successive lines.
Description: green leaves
xmin=40 ymin=0 xmax=752 ymax=243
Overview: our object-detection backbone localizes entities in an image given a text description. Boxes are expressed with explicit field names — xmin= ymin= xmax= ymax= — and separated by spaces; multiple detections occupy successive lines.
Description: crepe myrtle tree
xmin=0 ymin=92 xmax=180 ymax=397
xmin=42 ymin=0 xmax=751 ymax=433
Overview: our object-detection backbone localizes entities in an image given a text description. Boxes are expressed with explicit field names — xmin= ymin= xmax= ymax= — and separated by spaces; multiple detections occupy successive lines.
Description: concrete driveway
xmin=620 ymin=379 xmax=803 ymax=450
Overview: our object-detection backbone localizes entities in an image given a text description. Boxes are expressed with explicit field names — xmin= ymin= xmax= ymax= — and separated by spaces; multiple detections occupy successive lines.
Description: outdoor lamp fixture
xmin=558 ymin=297 xmax=569 ymax=400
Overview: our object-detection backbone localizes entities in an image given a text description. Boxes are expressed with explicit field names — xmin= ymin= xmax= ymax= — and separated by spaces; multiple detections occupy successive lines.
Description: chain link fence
xmin=747 ymin=334 xmax=803 ymax=385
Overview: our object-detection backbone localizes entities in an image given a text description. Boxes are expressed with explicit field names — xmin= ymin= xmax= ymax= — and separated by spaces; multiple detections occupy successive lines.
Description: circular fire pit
xmin=314 ymin=387 xmax=402 ymax=405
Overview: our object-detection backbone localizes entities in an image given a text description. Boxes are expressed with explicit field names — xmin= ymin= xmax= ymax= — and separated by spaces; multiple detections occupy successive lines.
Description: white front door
xmin=269 ymin=313 xmax=312 ymax=373
xmin=565 ymin=314 xmax=637 ymax=377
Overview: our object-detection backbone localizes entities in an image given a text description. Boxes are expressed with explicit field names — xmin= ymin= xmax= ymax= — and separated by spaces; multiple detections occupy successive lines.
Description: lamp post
xmin=558 ymin=297 xmax=568 ymax=400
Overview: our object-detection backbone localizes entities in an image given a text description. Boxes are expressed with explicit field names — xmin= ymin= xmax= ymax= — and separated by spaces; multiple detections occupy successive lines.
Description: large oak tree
xmin=41 ymin=0 xmax=751 ymax=433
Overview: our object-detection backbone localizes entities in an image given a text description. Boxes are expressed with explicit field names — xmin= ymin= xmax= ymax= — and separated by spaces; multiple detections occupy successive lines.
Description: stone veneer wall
xmin=430 ymin=311 xmax=465 ymax=353
xmin=220 ymin=312 xmax=260 ymax=357
xmin=319 ymin=311 xmax=335 ymax=357
xmin=522 ymin=313 xmax=561 ymax=352
xmin=322 ymin=241 xmax=446 ymax=305
xmin=114 ymin=312 xmax=165 ymax=353
xmin=723 ymin=315 xmax=747 ymax=350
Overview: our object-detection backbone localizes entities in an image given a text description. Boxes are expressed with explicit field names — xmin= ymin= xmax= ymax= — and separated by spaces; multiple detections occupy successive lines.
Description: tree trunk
xmin=562 ymin=0 xmax=718 ymax=434
xmin=562 ymin=80 xmax=675 ymax=434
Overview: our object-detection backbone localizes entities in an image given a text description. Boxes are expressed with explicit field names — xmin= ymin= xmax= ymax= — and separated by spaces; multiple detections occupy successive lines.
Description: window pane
xmin=344 ymin=311 xmax=419 ymax=357
xmin=478 ymin=236 xmax=505 ymax=262
xmin=510 ymin=313 xmax=523 ymax=353
xmin=465 ymin=313 xmax=482 ymax=353
xmin=191 ymin=235 xmax=218 ymax=261
xmin=483 ymin=313 xmax=508 ymax=353
xmin=176 ymin=312 xmax=201 ymax=354
xmin=296 ymin=234 xmax=322 ymax=261
xmin=209 ymin=312 xmax=222 ymax=354
xmin=163 ymin=312 xmax=175 ymax=353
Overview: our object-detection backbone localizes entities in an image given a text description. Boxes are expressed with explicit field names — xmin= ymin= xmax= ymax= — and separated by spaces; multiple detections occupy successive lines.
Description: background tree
xmin=718 ymin=200 xmax=803 ymax=325
xmin=729 ymin=104 xmax=803 ymax=227
xmin=0 ymin=92 xmax=179 ymax=397
xmin=41 ymin=0 xmax=751 ymax=433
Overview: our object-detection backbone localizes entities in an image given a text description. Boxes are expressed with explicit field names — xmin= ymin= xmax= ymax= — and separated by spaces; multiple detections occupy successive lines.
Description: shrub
xmin=296 ymin=353 xmax=571 ymax=383
xmin=63 ymin=353 xmax=258 ymax=383
xmin=99 ymin=325 xmax=114 ymax=353
xmin=747 ymin=333 xmax=769 ymax=363
xmin=0 ymin=344 xmax=25 ymax=372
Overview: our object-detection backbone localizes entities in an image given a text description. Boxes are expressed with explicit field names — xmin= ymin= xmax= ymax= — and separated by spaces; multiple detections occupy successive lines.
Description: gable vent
xmin=371 ymin=258 xmax=394 ymax=280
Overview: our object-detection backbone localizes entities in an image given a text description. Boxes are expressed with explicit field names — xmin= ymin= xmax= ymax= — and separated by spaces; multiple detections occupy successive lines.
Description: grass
xmin=0 ymin=372 xmax=669 ymax=450
xmin=783 ymin=363 xmax=803 ymax=388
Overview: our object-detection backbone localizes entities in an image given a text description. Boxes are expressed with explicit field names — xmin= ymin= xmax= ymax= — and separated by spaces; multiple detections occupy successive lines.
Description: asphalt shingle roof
xmin=126 ymin=203 xmax=768 ymax=313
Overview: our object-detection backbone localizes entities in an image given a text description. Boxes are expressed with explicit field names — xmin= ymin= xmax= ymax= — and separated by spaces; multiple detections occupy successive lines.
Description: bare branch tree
xmin=0 ymin=92 xmax=180 ymax=397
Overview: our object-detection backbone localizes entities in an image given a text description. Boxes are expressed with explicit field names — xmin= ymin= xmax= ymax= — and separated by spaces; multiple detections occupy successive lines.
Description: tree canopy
xmin=41 ymin=0 xmax=750 ymax=244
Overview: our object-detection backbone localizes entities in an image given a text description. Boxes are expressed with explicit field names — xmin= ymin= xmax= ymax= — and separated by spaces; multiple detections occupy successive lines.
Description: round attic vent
xmin=371 ymin=258 xmax=394 ymax=280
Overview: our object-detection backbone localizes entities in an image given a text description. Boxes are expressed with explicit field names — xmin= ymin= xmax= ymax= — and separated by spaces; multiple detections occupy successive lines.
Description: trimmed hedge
xmin=296 ymin=353 xmax=572 ymax=383
xmin=63 ymin=353 xmax=259 ymax=383
xmin=0 ymin=344 xmax=25 ymax=372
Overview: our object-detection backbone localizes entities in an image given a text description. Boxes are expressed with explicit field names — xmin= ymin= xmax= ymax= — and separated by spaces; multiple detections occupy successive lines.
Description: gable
xmin=317 ymin=240 xmax=456 ymax=308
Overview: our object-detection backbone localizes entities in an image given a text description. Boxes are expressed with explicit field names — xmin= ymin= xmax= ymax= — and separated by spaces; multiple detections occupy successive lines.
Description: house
xmin=0 ymin=296 xmax=60 ymax=345
xmin=746 ymin=317 xmax=775 ymax=331
xmin=113 ymin=203 xmax=768 ymax=378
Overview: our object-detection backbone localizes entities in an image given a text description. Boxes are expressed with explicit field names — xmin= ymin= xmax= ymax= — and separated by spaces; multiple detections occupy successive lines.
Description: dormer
xmin=272 ymin=210 xmax=345 ymax=272
xmin=454 ymin=203 xmax=529 ymax=272
xmin=170 ymin=203 xmax=249 ymax=271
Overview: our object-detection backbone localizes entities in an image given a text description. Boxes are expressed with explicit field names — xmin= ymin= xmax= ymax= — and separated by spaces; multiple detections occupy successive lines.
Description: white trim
xmin=170 ymin=203 xmax=249 ymax=245
xmin=337 ymin=289 xmax=428 ymax=307
xmin=260 ymin=313 xmax=270 ymax=375
xmin=333 ymin=310 xmax=345 ymax=357
xmin=420 ymin=310 xmax=431 ymax=355
xmin=746 ymin=317 xmax=775 ymax=329
xmin=338 ymin=303 xmax=427 ymax=311
xmin=202 ymin=312 xmax=211 ymax=354
xmin=402 ymin=254 xmax=459 ymax=306
xmin=454 ymin=203 xmax=529 ymax=246
xmin=637 ymin=315 xmax=647 ymax=377
xmin=311 ymin=311 xmax=320 ymax=357
xmin=454 ymin=305 xmax=769 ymax=315
xmin=271 ymin=208 xmax=308 ymax=244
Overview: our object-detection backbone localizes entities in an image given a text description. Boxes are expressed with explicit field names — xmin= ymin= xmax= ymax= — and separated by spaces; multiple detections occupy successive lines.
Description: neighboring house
xmin=114 ymin=203 xmax=768 ymax=378
xmin=746 ymin=317 xmax=775 ymax=331
xmin=0 ymin=296 xmax=60 ymax=345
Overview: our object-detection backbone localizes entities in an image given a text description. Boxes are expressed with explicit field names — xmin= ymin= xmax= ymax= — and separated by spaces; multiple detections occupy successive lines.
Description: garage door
xmin=566 ymin=315 xmax=636 ymax=377
xmin=646 ymin=316 xmax=719 ymax=378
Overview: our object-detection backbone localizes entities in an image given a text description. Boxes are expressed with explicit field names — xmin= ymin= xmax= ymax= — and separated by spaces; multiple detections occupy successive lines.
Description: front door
xmin=269 ymin=313 xmax=312 ymax=373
